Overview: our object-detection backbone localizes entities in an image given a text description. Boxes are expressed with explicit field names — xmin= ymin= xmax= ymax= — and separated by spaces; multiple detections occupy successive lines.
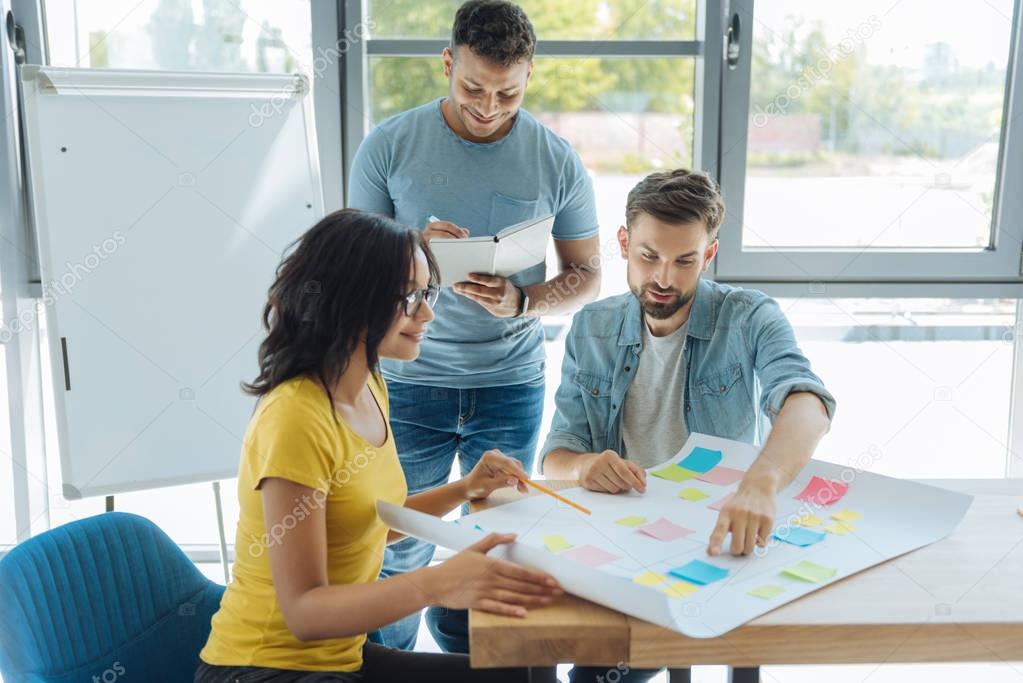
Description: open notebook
xmin=428 ymin=214 xmax=554 ymax=286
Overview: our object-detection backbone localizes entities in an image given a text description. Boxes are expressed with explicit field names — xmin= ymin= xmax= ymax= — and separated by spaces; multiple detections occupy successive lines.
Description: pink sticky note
xmin=708 ymin=492 xmax=735 ymax=511
xmin=794 ymin=476 xmax=849 ymax=507
xmin=639 ymin=517 xmax=694 ymax=542
xmin=563 ymin=544 xmax=620 ymax=568
xmin=696 ymin=466 xmax=746 ymax=486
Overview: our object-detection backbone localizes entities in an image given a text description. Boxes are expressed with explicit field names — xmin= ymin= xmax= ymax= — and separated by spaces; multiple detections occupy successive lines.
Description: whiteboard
xmin=20 ymin=66 xmax=323 ymax=498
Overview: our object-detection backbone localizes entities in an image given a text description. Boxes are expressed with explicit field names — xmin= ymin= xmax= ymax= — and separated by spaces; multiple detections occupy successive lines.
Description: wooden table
xmin=469 ymin=478 xmax=1023 ymax=672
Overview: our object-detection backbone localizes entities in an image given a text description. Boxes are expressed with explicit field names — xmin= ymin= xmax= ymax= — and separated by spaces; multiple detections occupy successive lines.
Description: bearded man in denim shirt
xmin=542 ymin=169 xmax=836 ymax=559
xmin=538 ymin=169 xmax=835 ymax=683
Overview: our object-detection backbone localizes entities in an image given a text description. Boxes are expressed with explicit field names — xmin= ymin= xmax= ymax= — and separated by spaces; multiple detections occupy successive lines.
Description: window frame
xmin=338 ymin=0 xmax=724 ymax=200
xmin=711 ymin=0 xmax=1023 ymax=295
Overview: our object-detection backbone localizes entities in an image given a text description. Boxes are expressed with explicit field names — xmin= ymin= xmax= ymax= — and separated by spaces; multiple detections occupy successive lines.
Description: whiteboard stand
xmin=212 ymin=481 xmax=230 ymax=584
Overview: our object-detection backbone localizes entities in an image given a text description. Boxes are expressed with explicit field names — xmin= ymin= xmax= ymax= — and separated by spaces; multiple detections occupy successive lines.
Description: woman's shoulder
xmin=252 ymin=376 xmax=336 ymax=432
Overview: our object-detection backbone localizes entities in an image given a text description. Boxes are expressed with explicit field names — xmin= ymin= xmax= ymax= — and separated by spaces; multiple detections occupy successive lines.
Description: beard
xmin=631 ymin=282 xmax=695 ymax=320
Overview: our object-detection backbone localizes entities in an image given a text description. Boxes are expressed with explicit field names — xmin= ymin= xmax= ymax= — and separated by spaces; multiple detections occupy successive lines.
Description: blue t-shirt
xmin=348 ymin=98 xmax=599 ymax=388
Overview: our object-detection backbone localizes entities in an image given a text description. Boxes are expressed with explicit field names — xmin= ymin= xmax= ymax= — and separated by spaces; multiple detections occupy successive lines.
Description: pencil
xmin=505 ymin=470 xmax=592 ymax=515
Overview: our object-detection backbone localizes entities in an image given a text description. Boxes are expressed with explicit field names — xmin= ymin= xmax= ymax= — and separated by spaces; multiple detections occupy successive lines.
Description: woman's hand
xmin=461 ymin=449 xmax=530 ymax=500
xmin=421 ymin=532 xmax=562 ymax=617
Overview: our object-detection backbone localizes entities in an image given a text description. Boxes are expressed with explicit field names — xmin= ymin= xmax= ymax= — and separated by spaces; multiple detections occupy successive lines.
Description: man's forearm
xmin=742 ymin=391 xmax=831 ymax=495
xmin=524 ymin=262 xmax=600 ymax=317
xmin=541 ymin=448 xmax=592 ymax=479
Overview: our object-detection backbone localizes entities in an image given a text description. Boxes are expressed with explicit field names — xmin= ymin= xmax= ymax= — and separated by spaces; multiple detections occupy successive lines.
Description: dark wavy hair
xmin=243 ymin=209 xmax=438 ymax=407
xmin=451 ymin=0 xmax=536 ymax=66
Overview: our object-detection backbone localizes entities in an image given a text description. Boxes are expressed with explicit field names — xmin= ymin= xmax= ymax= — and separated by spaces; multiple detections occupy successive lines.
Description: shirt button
xmin=720 ymin=385 xmax=727 ymax=393
xmin=625 ymin=366 xmax=631 ymax=372
xmin=591 ymin=388 xmax=600 ymax=396
xmin=685 ymin=404 xmax=692 ymax=412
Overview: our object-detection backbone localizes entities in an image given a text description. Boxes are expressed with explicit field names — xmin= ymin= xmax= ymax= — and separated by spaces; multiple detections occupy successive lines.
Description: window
xmin=715 ymin=0 xmax=1023 ymax=284
xmin=777 ymin=297 xmax=1015 ymax=478
xmin=44 ymin=0 xmax=311 ymax=74
xmin=366 ymin=0 xmax=696 ymax=40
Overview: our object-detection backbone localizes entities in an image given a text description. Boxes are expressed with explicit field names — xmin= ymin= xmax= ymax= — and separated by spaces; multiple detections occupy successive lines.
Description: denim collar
xmin=618 ymin=277 xmax=716 ymax=346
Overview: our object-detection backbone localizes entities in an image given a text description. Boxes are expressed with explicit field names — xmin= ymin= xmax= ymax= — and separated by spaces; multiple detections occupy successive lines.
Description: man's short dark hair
xmin=451 ymin=0 xmax=536 ymax=66
xmin=625 ymin=169 xmax=726 ymax=235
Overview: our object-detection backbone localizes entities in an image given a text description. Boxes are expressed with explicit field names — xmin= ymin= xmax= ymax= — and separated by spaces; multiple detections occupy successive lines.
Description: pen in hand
xmin=425 ymin=214 xmax=470 ymax=240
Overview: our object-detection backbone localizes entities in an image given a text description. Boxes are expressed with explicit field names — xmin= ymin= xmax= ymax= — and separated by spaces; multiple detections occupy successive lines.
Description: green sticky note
xmin=651 ymin=465 xmax=698 ymax=483
xmin=543 ymin=534 xmax=573 ymax=552
xmin=679 ymin=487 xmax=709 ymax=501
xmin=749 ymin=585 xmax=785 ymax=599
xmin=616 ymin=515 xmax=648 ymax=527
xmin=782 ymin=560 xmax=837 ymax=583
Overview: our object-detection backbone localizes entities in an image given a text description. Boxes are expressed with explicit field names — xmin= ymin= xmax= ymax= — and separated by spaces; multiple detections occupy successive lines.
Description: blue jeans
xmin=371 ymin=378 xmax=546 ymax=651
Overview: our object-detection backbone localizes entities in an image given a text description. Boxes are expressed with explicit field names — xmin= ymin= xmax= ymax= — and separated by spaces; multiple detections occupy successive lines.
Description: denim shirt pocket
xmin=572 ymin=370 xmax=613 ymax=442
xmin=690 ymin=363 xmax=754 ymax=439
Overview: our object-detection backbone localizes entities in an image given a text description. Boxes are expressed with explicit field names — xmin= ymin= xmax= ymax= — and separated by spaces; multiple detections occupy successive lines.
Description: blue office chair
xmin=0 ymin=512 xmax=225 ymax=683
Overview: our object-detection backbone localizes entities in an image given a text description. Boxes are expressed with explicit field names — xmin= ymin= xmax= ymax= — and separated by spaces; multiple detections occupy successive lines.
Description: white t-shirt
xmin=621 ymin=319 xmax=690 ymax=469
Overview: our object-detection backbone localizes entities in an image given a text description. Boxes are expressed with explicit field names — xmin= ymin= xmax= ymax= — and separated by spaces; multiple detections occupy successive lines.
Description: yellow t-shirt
xmin=200 ymin=373 xmax=407 ymax=671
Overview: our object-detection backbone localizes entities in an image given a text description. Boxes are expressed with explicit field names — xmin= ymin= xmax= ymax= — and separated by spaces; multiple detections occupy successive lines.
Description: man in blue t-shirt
xmin=348 ymin=0 xmax=600 ymax=651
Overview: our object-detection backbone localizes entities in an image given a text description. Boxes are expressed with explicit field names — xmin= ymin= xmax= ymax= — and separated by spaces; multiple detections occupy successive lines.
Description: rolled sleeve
xmin=744 ymin=295 xmax=836 ymax=423
xmin=763 ymin=379 xmax=837 ymax=422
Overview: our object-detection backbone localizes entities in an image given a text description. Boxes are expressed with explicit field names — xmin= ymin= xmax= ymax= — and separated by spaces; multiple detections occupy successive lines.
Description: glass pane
xmin=369 ymin=56 xmax=695 ymax=300
xmin=776 ymin=297 xmax=1014 ymax=478
xmin=743 ymin=0 xmax=1015 ymax=249
xmin=536 ymin=298 xmax=1015 ymax=485
xmin=44 ymin=0 xmax=311 ymax=74
xmin=366 ymin=0 xmax=696 ymax=40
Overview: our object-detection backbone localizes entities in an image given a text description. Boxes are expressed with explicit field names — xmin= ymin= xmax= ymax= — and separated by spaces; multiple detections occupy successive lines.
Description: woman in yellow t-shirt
xmin=196 ymin=209 xmax=562 ymax=682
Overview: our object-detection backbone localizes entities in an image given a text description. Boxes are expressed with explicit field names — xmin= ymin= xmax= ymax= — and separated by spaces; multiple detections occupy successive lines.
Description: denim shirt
xmin=539 ymin=278 xmax=836 ymax=469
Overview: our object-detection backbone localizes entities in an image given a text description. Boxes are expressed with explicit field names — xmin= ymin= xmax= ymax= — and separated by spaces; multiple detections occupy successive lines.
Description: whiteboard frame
xmin=19 ymin=65 xmax=324 ymax=499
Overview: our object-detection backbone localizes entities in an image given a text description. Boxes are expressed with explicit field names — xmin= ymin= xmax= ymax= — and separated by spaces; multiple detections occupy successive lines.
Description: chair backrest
xmin=0 ymin=512 xmax=225 ymax=683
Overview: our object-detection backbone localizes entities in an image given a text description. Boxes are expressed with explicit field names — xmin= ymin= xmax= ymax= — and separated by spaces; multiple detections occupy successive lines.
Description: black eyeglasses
xmin=401 ymin=284 xmax=440 ymax=316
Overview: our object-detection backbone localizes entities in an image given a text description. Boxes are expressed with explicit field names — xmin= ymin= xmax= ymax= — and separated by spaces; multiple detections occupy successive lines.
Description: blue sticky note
xmin=772 ymin=526 xmax=827 ymax=547
xmin=668 ymin=559 xmax=729 ymax=585
xmin=679 ymin=447 xmax=723 ymax=474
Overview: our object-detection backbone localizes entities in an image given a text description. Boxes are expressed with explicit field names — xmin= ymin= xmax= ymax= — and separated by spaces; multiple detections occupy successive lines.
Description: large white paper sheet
xmin=378 ymin=433 xmax=973 ymax=637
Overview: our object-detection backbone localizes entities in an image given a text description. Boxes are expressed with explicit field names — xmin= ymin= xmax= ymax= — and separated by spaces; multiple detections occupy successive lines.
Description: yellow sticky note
xmin=679 ymin=487 xmax=710 ymax=502
xmin=749 ymin=585 xmax=784 ymax=599
xmin=823 ymin=522 xmax=855 ymax=535
xmin=543 ymin=534 xmax=573 ymax=552
xmin=616 ymin=515 xmax=648 ymax=527
xmin=633 ymin=570 xmax=669 ymax=587
xmin=795 ymin=514 xmax=823 ymax=527
xmin=831 ymin=509 xmax=862 ymax=523
xmin=662 ymin=580 xmax=699 ymax=598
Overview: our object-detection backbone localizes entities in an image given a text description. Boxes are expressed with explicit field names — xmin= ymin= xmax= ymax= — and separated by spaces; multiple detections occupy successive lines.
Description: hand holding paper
xmin=422 ymin=532 xmax=562 ymax=617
